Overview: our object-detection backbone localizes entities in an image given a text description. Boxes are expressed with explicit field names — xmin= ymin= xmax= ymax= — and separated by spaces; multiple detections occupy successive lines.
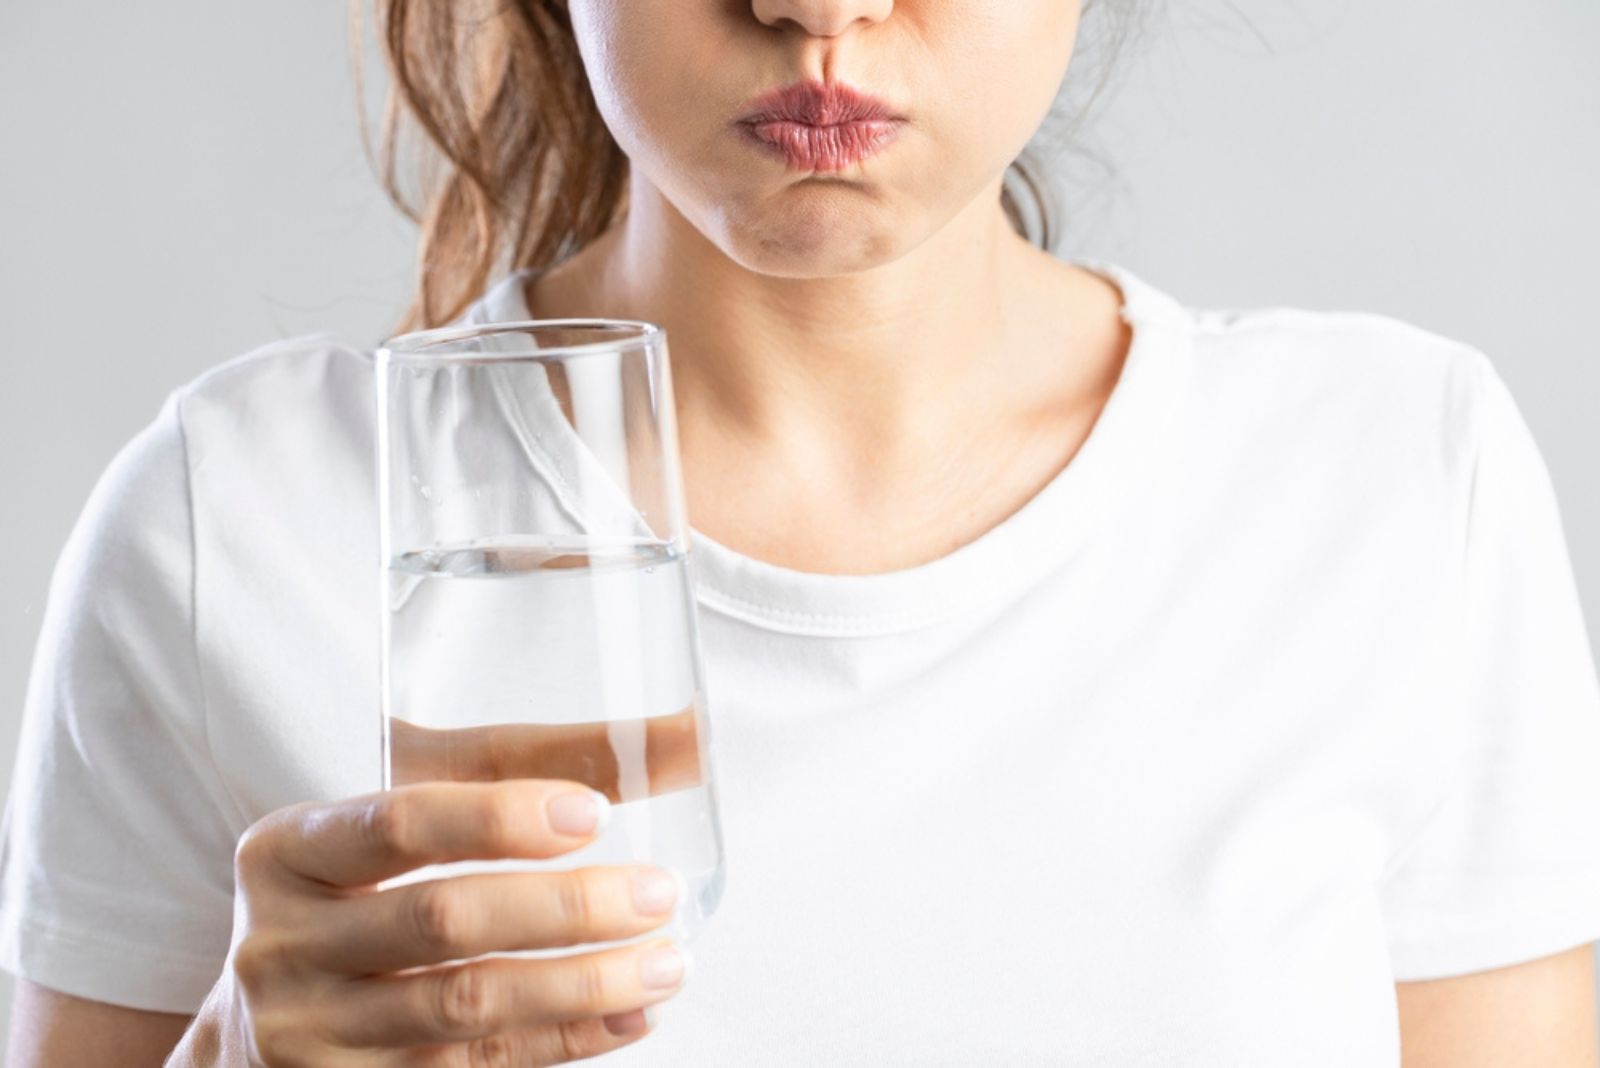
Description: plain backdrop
xmin=2 ymin=0 xmax=1597 ymax=1047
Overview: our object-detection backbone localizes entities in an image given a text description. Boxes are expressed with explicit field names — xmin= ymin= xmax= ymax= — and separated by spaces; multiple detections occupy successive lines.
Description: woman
xmin=5 ymin=0 xmax=1600 ymax=1064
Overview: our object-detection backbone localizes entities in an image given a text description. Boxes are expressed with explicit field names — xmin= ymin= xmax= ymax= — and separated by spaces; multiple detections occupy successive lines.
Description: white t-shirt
xmin=4 ymin=258 xmax=1600 ymax=1065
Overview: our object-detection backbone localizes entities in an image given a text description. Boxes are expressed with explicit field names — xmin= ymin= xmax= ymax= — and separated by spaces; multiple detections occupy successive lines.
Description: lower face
xmin=567 ymin=2 xmax=1084 ymax=275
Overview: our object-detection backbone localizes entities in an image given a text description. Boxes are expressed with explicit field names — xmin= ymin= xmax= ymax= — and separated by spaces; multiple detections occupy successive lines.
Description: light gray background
xmin=2 ymin=0 xmax=1597 ymax=1049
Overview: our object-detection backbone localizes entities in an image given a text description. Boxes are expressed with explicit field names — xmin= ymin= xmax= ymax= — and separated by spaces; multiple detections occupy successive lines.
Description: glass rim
xmin=377 ymin=317 xmax=665 ymax=365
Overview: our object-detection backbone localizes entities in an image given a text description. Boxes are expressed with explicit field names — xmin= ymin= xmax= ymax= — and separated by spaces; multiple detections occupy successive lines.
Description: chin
xmin=709 ymin=192 xmax=916 ymax=279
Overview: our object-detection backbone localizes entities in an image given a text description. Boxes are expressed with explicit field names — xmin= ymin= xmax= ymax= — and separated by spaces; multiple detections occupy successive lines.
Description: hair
xmin=352 ymin=0 xmax=1155 ymax=336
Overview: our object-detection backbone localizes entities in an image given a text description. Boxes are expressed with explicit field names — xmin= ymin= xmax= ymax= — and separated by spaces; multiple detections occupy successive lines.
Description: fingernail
xmin=639 ymin=943 xmax=692 ymax=989
xmin=631 ymin=867 xmax=681 ymax=915
xmin=602 ymin=1007 xmax=649 ymax=1037
xmin=547 ymin=789 xmax=611 ymax=836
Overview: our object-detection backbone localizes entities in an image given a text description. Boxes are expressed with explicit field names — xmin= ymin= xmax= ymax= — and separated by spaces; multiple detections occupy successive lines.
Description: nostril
xmin=750 ymin=0 xmax=891 ymax=38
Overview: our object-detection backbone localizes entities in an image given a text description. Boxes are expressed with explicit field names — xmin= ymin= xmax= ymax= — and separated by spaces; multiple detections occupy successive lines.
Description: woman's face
xmin=565 ymin=1 xmax=1083 ymax=276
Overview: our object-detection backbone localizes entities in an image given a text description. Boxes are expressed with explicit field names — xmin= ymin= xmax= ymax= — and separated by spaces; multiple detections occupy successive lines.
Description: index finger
xmin=261 ymin=778 xmax=610 ymax=890
xmin=388 ymin=705 xmax=706 ymax=802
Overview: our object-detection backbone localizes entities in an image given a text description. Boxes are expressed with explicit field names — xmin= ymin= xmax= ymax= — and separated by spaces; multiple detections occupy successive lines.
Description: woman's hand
xmin=193 ymin=777 xmax=690 ymax=1066
xmin=386 ymin=706 xmax=706 ymax=799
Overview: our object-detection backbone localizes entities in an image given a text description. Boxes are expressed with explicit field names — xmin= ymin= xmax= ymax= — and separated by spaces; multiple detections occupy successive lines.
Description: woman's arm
xmin=7 ymin=979 xmax=194 ymax=1067
xmin=1396 ymin=942 xmax=1599 ymax=1066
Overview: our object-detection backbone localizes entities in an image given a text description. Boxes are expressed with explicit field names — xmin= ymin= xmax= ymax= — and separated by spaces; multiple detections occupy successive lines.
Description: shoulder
xmin=1103 ymin=260 xmax=1496 ymax=455
xmin=1157 ymin=301 xmax=1521 ymax=552
xmin=1190 ymin=302 xmax=1487 ymax=392
xmin=153 ymin=332 xmax=378 ymax=495
xmin=68 ymin=331 xmax=376 ymax=591
xmin=170 ymin=330 xmax=373 ymax=431
xmin=1182 ymin=302 xmax=1495 ymax=466
xmin=59 ymin=331 xmax=375 ymax=591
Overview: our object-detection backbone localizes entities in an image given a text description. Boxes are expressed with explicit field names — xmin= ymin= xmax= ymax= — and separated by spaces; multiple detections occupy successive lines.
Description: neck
xmin=526 ymin=175 xmax=1089 ymax=468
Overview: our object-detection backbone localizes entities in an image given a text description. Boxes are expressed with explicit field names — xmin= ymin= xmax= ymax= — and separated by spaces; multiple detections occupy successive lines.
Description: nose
xmin=750 ymin=0 xmax=893 ymax=37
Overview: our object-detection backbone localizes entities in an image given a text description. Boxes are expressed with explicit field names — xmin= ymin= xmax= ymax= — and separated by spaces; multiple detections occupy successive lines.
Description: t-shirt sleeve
xmin=0 ymin=390 xmax=243 ymax=1013
xmin=1378 ymin=348 xmax=1600 ymax=982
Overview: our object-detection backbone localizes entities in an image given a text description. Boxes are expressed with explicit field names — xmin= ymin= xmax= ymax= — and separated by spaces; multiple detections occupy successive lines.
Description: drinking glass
xmin=374 ymin=317 xmax=725 ymax=961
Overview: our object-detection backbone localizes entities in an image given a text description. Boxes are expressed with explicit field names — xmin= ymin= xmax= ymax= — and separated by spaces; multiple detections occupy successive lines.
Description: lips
xmin=735 ymin=78 xmax=906 ymax=172
xmin=737 ymin=78 xmax=900 ymax=125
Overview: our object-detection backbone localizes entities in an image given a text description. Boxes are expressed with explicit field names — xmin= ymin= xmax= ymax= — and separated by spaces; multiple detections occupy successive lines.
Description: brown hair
xmin=353 ymin=0 xmax=1149 ymax=337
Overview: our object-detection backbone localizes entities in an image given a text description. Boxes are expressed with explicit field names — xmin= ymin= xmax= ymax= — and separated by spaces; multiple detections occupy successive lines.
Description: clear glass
xmin=375 ymin=317 xmax=725 ymax=961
